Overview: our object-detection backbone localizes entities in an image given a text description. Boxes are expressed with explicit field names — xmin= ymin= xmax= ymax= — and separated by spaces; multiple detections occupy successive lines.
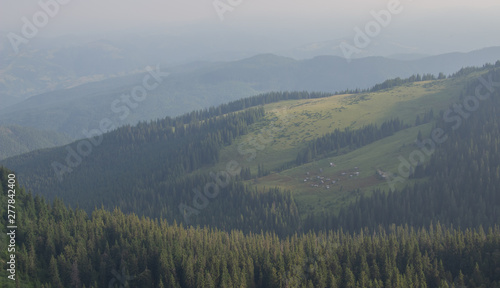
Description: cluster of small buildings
xmin=302 ymin=165 xmax=361 ymax=190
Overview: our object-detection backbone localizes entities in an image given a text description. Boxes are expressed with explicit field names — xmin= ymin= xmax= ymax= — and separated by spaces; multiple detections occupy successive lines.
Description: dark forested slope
xmin=2 ymin=168 xmax=500 ymax=288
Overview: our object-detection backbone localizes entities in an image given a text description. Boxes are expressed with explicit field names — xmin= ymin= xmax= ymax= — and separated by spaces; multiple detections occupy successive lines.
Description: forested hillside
xmin=2 ymin=92 xmax=331 ymax=235
xmin=2 ymin=169 xmax=500 ymax=288
xmin=2 ymin=64 xmax=500 ymax=287
xmin=3 ymin=64 xmax=500 ymax=236
xmin=3 ymin=0 xmax=500 ymax=286
xmin=0 ymin=125 xmax=71 ymax=160
xmin=304 ymin=66 xmax=500 ymax=233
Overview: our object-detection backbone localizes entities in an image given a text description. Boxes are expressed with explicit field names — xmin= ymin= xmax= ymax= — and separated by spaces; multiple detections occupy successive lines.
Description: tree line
xmin=2 ymin=170 xmax=500 ymax=287
xmin=296 ymin=118 xmax=408 ymax=165
xmin=304 ymin=67 xmax=500 ymax=235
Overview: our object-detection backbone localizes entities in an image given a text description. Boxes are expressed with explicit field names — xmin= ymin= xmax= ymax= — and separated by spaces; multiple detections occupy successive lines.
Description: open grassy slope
xmin=1 ymin=67 xmax=491 ymax=221
xmin=214 ymin=77 xmax=462 ymax=170
xmin=207 ymin=73 xmax=477 ymax=216
xmin=254 ymin=123 xmax=434 ymax=217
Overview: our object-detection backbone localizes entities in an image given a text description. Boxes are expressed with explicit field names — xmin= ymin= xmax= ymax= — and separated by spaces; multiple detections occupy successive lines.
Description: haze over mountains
xmin=2 ymin=1 xmax=500 ymax=286
xmin=1 ymin=40 xmax=499 ymax=161
xmin=1 ymin=46 xmax=500 ymax=143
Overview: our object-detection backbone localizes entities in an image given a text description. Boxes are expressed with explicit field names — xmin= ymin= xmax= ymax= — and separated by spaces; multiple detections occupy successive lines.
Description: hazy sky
xmin=2 ymin=0 xmax=499 ymax=33
xmin=2 ymin=0 xmax=500 ymax=56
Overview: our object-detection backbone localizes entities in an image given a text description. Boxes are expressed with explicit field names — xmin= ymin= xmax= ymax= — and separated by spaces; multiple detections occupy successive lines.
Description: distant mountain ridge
xmin=0 ymin=31 xmax=258 ymax=108
xmin=1 ymin=47 xmax=499 ymax=140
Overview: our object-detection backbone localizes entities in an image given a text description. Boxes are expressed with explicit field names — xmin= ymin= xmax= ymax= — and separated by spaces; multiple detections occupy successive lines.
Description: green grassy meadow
xmin=196 ymin=75 xmax=474 ymax=216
